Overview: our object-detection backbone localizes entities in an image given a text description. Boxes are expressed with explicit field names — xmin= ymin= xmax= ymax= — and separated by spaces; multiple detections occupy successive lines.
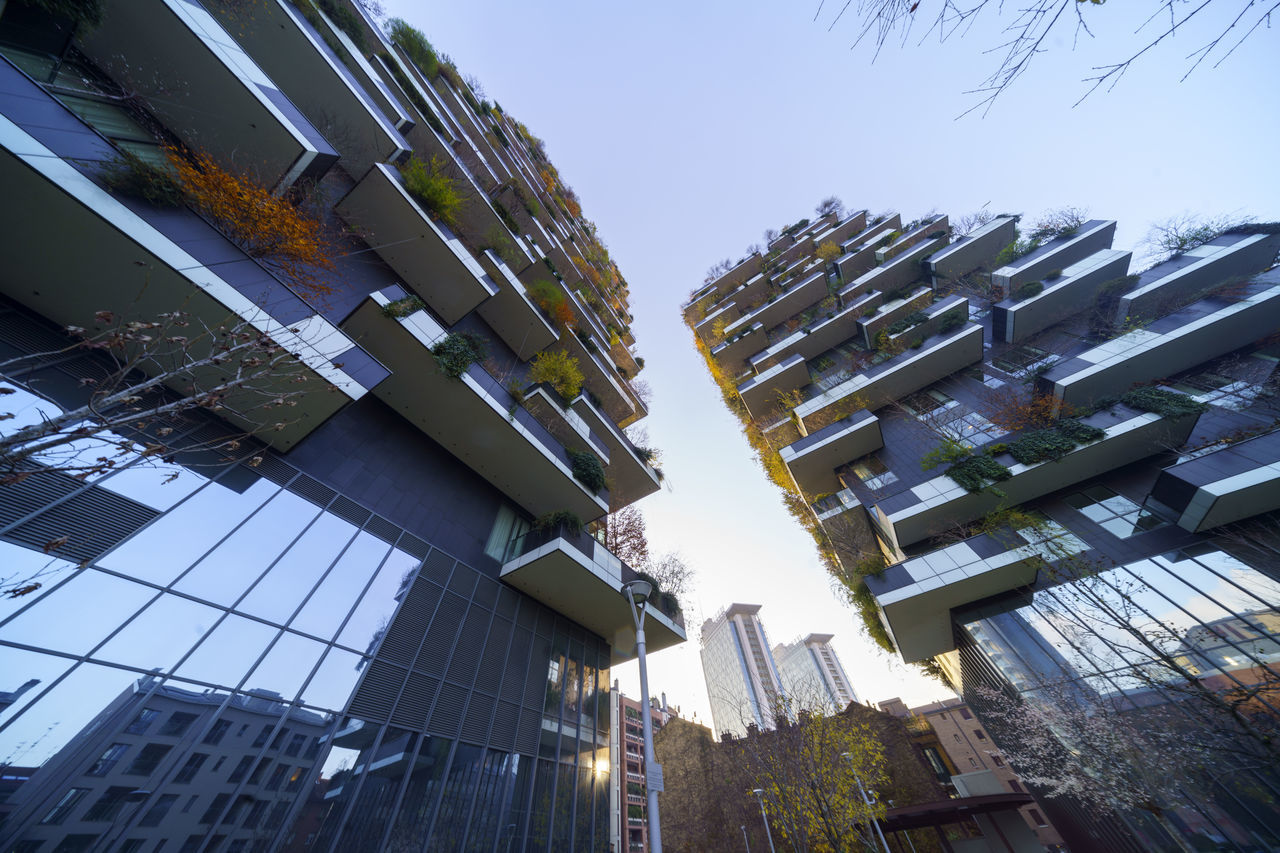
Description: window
xmin=124 ymin=744 xmax=172 ymax=776
xmin=228 ymin=756 xmax=254 ymax=784
xmin=173 ymin=753 xmax=208 ymax=784
xmin=990 ymin=344 xmax=1053 ymax=377
xmin=848 ymin=454 xmax=899 ymax=491
xmin=243 ymin=799 xmax=270 ymax=830
xmin=248 ymin=758 xmax=272 ymax=785
xmin=181 ymin=795 xmax=199 ymax=814
xmin=974 ymin=730 xmax=987 ymax=741
xmin=139 ymin=794 xmax=179 ymax=827
xmin=485 ymin=503 xmax=531 ymax=562
xmin=252 ymin=725 xmax=274 ymax=748
xmin=959 ymin=708 xmax=973 ymax=720
xmin=212 ymin=756 xmax=225 ymax=772
xmin=286 ymin=766 xmax=306 ymax=792
xmin=125 ymin=708 xmax=160 ymax=735
xmin=1029 ymin=808 xmax=1048 ymax=826
xmin=969 ymin=758 xmax=979 ymax=768
xmin=199 ymin=793 xmax=230 ymax=824
xmin=264 ymin=764 xmax=290 ymax=791
xmin=953 ymin=734 xmax=961 ymax=742
xmin=992 ymin=755 xmax=1005 ymax=767
xmin=285 ymin=733 xmax=307 ymax=757
xmin=178 ymin=835 xmax=204 ymax=853
xmin=270 ymin=727 xmax=291 ymax=751
xmin=1009 ymin=780 xmax=1025 ymax=793
xmin=87 ymin=743 xmax=129 ymax=777
xmin=202 ymin=719 xmax=232 ymax=746
xmin=120 ymin=841 xmax=146 ymax=853
xmin=158 ymin=712 xmax=199 ymax=738
xmin=1064 ymin=485 xmax=1167 ymax=538
xmin=41 ymin=787 xmax=91 ymax=825
xmin=84 ymin=786 xmax=133 ymax=822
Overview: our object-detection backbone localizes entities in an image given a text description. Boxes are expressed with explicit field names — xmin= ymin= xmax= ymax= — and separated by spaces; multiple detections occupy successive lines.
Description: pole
xmin=843 ymin=753 xmax=891 ymax=853
xmin=741 ymin=824 xmax=751 ymax=853
xmin=631 ymin=599 xmax=662 ymax=852
xmin=752 ymin=789 xmax=776 ymax=853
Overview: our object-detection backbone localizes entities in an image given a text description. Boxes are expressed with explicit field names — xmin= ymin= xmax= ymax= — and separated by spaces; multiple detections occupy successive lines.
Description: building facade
xmin=686 ymin=206 xmax=1280 ymax=850
xmin=608 ymin=690 xmax=675 ymax=853
xmin=698 ymin=604 xmax=785 ymax=739
xmin=0 ymin=1 xmax=681 ymax=851
xmin=771 ymin=632 xmax=857 ymax=713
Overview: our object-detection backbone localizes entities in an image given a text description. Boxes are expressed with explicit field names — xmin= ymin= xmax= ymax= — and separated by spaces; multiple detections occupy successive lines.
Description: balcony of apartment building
xmin=1116 ymin=230 xmax=1280 ymax=322
xmin=498 ymin=521 xmax=685 ymax=664
xmin=810 ymin=209 xmax=869 ymax=250
xmin=869 ymin=399 xmax=1203 ymax=552
xmin=473 ymin=250 xmax=560 ymax=360
xmin=314 ymin=2 xmax=414 ymax=134
xmin=1151 ymin=430 xmax=1280 ymax=533
xmin=781 ymin=409 xmax=884 ymax=497
xmin=685 ymin=254 xmax=763 ymax=314
xmin=561 ymin=322 xmax=645 ymax=427
xmin=991 ymin=248 xmax=1132 ymax=343
xmin=834 ymin=215 xmax=903 ymax=282
xmin=204 ymin=0 xmax=409 ymax=178
xmin=927 ymin=216 xmax=1020 ymax=282
xmin=854 ymin=283 xmax=936 ymax=349
xmin=1041 ymin=274 xmax=1280 ymax=411
xmin=990 ymin=219 xmax=1117 ymax=292
xmin=567 ymin=393 xmax=663 ymax=507
xmin=721 ymin=268 xmax=832 ymax=349
xmin=72 ymin=0 xmax=338 ymax=190
xmin=335 ymin=163 xmax=499 ymax=324
xmin=874 ymin=215 xmax=950 ymax=265
xmin=0 ymin=50 xmax=384 ymax=451
xmin=342 ymin=289 xmax=612 ymax=521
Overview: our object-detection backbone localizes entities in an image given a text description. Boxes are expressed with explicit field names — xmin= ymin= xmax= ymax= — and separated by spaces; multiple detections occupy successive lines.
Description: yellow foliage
xmin=528 ymin=349 xmax=584 ymax=399
xmin=815 ymin=240 xmax=841 ymax=263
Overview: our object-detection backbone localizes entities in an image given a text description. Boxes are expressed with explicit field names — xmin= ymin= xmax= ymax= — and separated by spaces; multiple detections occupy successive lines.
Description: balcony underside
xmin=570 ymin=396 xmax=662 ymax=508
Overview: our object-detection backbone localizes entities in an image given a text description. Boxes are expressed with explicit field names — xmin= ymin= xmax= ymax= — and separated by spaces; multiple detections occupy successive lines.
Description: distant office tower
xmin=700 ymin=604 xmax=786 ymax=738
xmin=772 ymin=633 xmax=857 ymax=712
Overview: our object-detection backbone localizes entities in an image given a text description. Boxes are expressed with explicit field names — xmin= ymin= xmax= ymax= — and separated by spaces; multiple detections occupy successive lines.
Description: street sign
xmin=646 ymin=763 xmax=664 ymax=793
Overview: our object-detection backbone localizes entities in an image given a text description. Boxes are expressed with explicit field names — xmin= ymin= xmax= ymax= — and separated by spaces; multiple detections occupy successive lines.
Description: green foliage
xmin=15 ymin=0 xmax=102 ymax=27
xmin=886 ymin=311 xmax=928 ymax=335
xmin=314 ymin=0 xmax=366 ymax=51
xmin=402 ymin=156 xmax=464 ymax=226
xmin=848 ymin=579 xmax=895 ymax=653
xmin=945 ymin=454 xmax=1012 ymax=493
xmin=1122 ymin=387 xmax=1210 ymax=419
xmin=380 ymin=295 xmax=426 ymax=319
xmin=993 ymin=229 xmax=1041 ymax=268
xmin=1012 ymin=280 xmax=1044 ymax=302
xmin=534 ymin=510 xmax=582 ymax=533
xmin=1044 ymin=268 xmax=1063 ymax=280
xmin=490 ymin=123 xmax=511 ymax=148
xmin=483 ymin=226 xmax=522 ymax=268
xmin=528 ymin=350 xmax=584 ymax=399
xmin=567 ymin=449 xmax=606 ymax=492
xmin=378 ymin=54 xmax=445 ymax=133
xmin=388 ymin=18 xmax=439 ymax=77
xmin=98 ymin=151 xmax=185 ymax=207
xmin=939 ymin=310 xmax=965 ymax=332
xmin=431 ymin=332 xmax=486 ymax=378
xmin=921 ymin=439 xmax=970 ymax=471
xmin=987 ymin=442 xmax=1010 ymax=455
xmin=1007 ymin=419 xmax=1106 ymax=464
xmin=1055 ymin=419 xmax=1106 ymax=443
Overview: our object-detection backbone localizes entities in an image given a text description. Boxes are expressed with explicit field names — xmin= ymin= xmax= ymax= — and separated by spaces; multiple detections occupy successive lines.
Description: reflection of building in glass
xmin=699 ymin=604 xmax=785 ymax=739
xmin=0 ymin=1 xmax=679 ymax=849
xmin=687 ymin=205 xmax=1280 ymax=850
xmin=771 ymin=632 xmax=858 ymax=713
xmin=608 ymin=688 xmax=677 ymax=853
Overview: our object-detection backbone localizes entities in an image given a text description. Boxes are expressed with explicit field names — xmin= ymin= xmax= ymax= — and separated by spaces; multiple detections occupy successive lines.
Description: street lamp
xmin=750 ymin=788 xmax=776 ymax=853
xmin=841 ymin=753 xmax=892 ymax=853
xmin=741 ymin=824 xmax=751 ymax=852
xmin=622 ymin=580 xmax=662 ymax=853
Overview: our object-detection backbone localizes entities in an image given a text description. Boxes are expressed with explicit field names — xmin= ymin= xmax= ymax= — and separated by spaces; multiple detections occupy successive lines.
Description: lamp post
xmin=750 ymin=788 xmax=776 ymax=853
xmin=623 ymin=580 xmax=662 ymax=853
xmin=841 ymin=753 xmax=891 ymax=853
xmin=741 ymin=824 xmax=751 ymax=852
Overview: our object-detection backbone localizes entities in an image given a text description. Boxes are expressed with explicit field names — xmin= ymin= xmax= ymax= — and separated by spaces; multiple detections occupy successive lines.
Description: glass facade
xmin=956 ymin=547 xmax=1280 ymax=852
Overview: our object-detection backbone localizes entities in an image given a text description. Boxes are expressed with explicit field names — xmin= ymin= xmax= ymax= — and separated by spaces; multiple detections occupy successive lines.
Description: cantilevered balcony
xmin=1117 ymin=230 xmax=1280 ymax=322
xmin=1041 ymin=276 xmax=1280 ymax=410
xmin=991 ymin=248 xmax=1131 ymax=343
xmin=926 ymin=216 xmax=1018 ymax=281
xmin=794 ymin=325 xmax=984 ymax=434
xmin=342 ymin=291 xmax=610 ymax=522
xmin=78 ymin=0 xmax=336 ymax=189
xmin=205 ymin=0 xmax=408 ymax=176
xmin=738 ymin=354 xmax=809 ymax=418
xmin=991 ymin=219 xmax=1116 ymax=291
xmin=1151 ymin=431 xmax=1280 ymax=533
xmin=474 ymin=250 xmax=558 ymax=360
xmin=748 ymin=302 xmax=863 ymax=374
xmin=836 ymin=216 xmax=902 ymax=282
xmin=722 ymin=270 xmax=830 ymax=340
xmin=875 ymin=215 xmax=949 ymax=264
xmin=878 ymin=295 xmax=968 ymax=352
xmin=845 ymin=236 xmax=947 ymax=309
xmin=0 ymin=104 xmax=379 ymax=450
xmin=857 ymin=285 xmax=933 ymax=349
xmin=563 ymin=327 xmax=642 ymax=428
xmin=336 ymin=163 xmax=498 ymax=324
xmin=500 ymin=524 xmax=686 ymax=664
xmin=570 ymin=394 xmax=662 ymax=508
xmin=865 ymin=533 xmax=1047 ymax=662
xmin=871 ymin=404 xmax=1201 ymax=551
xmin=781 ymin=409 xmax=883 ymax=496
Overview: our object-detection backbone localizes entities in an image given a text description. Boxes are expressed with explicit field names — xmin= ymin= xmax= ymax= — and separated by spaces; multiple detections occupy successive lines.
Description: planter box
xmin=991 ymin=248 xmax=1131 ymax=343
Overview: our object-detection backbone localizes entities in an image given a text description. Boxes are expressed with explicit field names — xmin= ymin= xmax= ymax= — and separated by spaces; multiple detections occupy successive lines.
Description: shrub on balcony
xmin=431 ymin=332 xmax=486 ymax=378
xmin=528 ymin=350 xmax=584 ymax=399
xmin=567 ymin=449 xmax=606 ymax=492
xmin=938 ymin=310 xmax=965 ymax=333
xmin=945 ymin=453 xmax=1012 ymax=493
xmin=1006 ymin=419 xmax=1106 ymax=464
xmin=387 ymin=18 xmax=439 ymax=77
xmin=402 ymin=156 xmax=464 ymax=227
xmin=534 ymin=510 xmax=582 ymax=534
xmin=1121 ymin=387 xmax=1209 ymax=419
xmin=20 ymin=0 xmax=102 ymax=27
xmin=381 ymin=295 xmax=426 ymax=319
xmin=1011 ymin=281 xmax=1044 ymax=302
xmin=99 ymin=151 xmax=186 ymax=207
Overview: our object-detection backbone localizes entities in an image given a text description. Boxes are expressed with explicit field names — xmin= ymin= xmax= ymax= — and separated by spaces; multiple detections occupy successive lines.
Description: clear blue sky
xmin=385 ymin=0 xmax=1280 ymax=724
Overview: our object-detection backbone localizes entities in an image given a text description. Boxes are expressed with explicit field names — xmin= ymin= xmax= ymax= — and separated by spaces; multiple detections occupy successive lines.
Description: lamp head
xmin=752 ymin=788 xmax=764 ymax=796
xmin=623 ymin=580 xmax=653 ymax=604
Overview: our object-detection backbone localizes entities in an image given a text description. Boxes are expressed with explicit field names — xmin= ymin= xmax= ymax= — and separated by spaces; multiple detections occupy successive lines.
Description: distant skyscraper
xmin=700 ymin=604 xmax=785 ymax=738
xmin=772 ymin=633 xmax=857 ymax=712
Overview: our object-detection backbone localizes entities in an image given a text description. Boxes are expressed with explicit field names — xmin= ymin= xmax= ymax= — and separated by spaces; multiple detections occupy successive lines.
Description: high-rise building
xmin=0 ymin=1 xmax=681 ymax=850
xmin=686 ymin=205 xmax=1280 ymax=850
xmin=771 ymin=632 xmax=857 ymax=713
xmin=699 ymin=603 xmax=785 ymax=738
xmin=608 ymin=688 xmax=677 ymax=853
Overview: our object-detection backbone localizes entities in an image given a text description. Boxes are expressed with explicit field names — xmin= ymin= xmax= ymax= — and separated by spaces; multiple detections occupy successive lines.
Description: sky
xmin=383 ymin=0 xmax=1280 ymax=729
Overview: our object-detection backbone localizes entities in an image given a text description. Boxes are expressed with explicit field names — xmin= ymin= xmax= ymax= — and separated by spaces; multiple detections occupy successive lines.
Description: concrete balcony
xmin=723 ymin=270 xmax=830 ymax=339
xmin=342 ymin=292 xmax=609 ymax=522
xmin=78 ymin=0 xmax=336 ymax=190
xmin=871 ymin=405 xmax=1201 ymax=551
xmin=500 ymin=524 xmax=685 ymax=663
xmin=1042 ymin=276 xmax=1280 ymax=411
xmin=687 ymin=254 xmax=763 ymax=309
xmin=748 ymin=303 xmax=863 ymax=374
xmin=781 ymin=409 xmax=883 ymax=496
xmin=880 ymin=296 xmax=968 ymax=352
xmin=330 ymin=23 xmax=414 ymax=134
xmin=991 ymin=248 xmax=1131 ymax=343
xmin=206 ymin=0 xmax=408 ymax=176
xmin=474 ymin=250 xmax=558 ymax=360
xmin=875 ymin=215 xmax=949 ymax=264
xmin=738 ymin=354 xmax=809 ymax=419
xmin=562 ymin=328 xmax=642 ymax=428
xmin=0 ymin=107 xmax=378 ymax=451
xmin=836 ymin=216 xmax=903 ymax=282
xmin=794 ymin=325 xmax=984 ymax=434
xmin=1151 ymin=431 xmax=1280 ymax=533
xmin=857 ymin=284 xmax=933 ymax=349
xmin=520 ymin=385 xmax=612 ymax=464
xmin=1117 ymin=231 xmax=1280 ymax=322
xmin=926 ymin=216 xmax=1019 ymax=281
xmin=335 ymin=163 xmax=498 ymax=324
xmin=570 ymin=394 xmax=662 ymax=508
xmin=991 ymin=219 xmax=1116 ymax=292
xmin=812 ymin=210 xmax=868 ymax=248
